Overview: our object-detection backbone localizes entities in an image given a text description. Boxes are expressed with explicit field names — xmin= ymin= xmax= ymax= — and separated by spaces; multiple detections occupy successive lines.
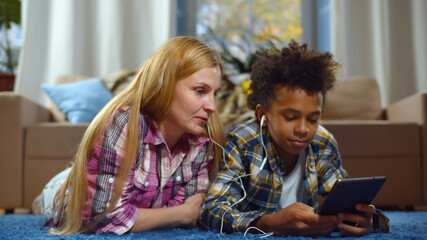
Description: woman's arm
xmin=165 ymin=142 xmax=213 ymax=207
xmin=130 ymin=193 xmax=205 ymax=232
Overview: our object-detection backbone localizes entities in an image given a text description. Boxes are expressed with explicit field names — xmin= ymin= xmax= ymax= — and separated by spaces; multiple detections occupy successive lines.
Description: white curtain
xmin=331 ymin=0 xmax=427 ymax=107
xmin=16 ymin=0 xmax=173 ymax=106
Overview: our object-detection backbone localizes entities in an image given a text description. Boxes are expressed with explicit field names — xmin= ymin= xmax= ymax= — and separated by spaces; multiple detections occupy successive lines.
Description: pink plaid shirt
xmin=49 ymin=108 xmax=213 ymax=234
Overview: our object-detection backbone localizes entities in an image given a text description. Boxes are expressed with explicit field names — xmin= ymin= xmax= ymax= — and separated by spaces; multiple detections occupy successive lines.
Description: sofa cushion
xmin=42 ymin=78 xmax=113 ymax=124
xmin=322 ymin=77 xmax=383 ymax=120
xmin=101 ymin=69 xmax=136 ymax=95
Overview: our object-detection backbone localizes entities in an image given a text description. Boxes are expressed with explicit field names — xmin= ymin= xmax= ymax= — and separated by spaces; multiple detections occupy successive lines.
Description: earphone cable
xmin=207 ymin=120 xmax=271 ymax=237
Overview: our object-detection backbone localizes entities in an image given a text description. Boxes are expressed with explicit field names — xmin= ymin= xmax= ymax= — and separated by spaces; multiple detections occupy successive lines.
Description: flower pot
xmin=0 ymin=73 xmax=15 ymax=91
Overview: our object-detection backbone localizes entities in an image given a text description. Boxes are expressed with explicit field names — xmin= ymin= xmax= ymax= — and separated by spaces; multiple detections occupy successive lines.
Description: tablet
xmin=318 ymin=176 xmax=386 ymax=215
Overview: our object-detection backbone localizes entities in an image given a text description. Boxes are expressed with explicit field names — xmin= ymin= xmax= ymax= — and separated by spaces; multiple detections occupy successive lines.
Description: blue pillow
xmin=41 ymin=78 xmax=113 ymax=124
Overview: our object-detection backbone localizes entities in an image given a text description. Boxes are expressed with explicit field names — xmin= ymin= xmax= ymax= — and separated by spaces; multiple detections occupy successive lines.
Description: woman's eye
xmin=285 ymin=116 xmax=296 ymax=121
xmin=196 ymin=88 xmax=204 ymax=94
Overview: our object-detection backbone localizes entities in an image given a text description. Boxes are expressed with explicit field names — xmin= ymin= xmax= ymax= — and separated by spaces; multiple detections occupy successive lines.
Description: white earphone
xmin=206 ymin=118 xmax=271 ymax=237
xmin=257 ymin=115 xmax=268 ymax=173
xmin=260 ymin=115 xmax=266 ymax=126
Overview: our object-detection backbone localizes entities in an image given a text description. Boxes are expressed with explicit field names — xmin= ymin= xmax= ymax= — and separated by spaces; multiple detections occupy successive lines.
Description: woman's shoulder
xmin=108 ymin=107 xmax=131 ymax=124
xmin=104 ymin=107 xmax=148 ymax=135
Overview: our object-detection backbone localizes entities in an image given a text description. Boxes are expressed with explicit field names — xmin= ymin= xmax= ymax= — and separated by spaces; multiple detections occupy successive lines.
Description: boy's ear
xmin=255 ymin=104 xmax=267 ymax=126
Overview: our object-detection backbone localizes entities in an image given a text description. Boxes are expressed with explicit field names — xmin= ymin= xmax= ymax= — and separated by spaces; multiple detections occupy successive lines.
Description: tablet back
xmin=318 ymin=176 xmax=387 ymax=215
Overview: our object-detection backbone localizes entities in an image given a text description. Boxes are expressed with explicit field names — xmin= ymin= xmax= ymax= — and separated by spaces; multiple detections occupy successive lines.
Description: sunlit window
xmin=175 ymin=0 xmax=330 ymax=76
xmin=196 ymin=0 xmax=302 ymax=75
xmin=197 ymin=0 xmax=301 ymax=44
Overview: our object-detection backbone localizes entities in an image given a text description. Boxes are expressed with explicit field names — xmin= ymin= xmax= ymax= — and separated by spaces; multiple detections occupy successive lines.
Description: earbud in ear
xmin=260 ymin=115 xmax=266 ymax=126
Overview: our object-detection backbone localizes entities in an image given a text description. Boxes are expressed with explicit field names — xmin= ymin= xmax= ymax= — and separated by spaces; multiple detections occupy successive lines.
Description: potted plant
xmin=0 ymin=0 xmax=21 ymax=91
xmin=203 ymin=27 xmax=284 ymax=85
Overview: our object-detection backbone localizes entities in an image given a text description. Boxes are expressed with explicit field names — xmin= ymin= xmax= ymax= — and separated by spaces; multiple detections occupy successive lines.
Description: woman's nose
xmin=204 ymin=95 xmax=216 ymax=113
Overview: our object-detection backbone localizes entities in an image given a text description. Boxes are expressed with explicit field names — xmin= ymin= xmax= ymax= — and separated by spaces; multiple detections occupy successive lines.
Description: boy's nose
xmin=294 ymin=121 xmax=309 ymax=136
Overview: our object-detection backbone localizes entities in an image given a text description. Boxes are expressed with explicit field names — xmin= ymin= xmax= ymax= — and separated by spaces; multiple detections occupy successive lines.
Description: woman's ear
xmin=255 ymin=104 xmax=268 ymax=126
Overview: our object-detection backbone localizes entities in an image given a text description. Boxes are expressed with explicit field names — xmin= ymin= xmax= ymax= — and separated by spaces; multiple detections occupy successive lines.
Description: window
xmin=196 ymin=0 xmax=302 ymax=45
xmin=175 ymin=0 xmax=330 ymax=74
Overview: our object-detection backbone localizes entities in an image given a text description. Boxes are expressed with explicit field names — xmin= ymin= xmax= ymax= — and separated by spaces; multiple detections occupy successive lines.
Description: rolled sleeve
xmin=84 ymin=109 xmax=139 ymax=234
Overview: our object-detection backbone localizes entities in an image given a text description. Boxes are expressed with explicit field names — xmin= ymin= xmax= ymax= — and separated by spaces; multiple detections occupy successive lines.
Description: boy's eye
xmin=308 ymin=118 xmax=319 ymax=123
xmin=285 ymin=116 xmax=296 ymax=121
xmin=196 ymin=88 xmax=204 ymax=94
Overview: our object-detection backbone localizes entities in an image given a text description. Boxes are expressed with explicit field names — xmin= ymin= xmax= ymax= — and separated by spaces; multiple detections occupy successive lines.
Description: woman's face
xmin=162 ymin=66 xmax=221 ymax=142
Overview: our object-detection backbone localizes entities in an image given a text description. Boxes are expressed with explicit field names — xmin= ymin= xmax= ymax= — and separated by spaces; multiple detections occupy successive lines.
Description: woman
xmin=40 ymin=36 xmax=225 ymax=235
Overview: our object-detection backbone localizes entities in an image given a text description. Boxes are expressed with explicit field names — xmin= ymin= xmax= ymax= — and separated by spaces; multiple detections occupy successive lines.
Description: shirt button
xmin=176 ymin=176 xmax=182 ymax=181
xmin=144 ymin=181 xmax=149 ymax=187
xmin=204 ymin=179 xmax=209 ymax=185
xmin=108 ymin=177 xmax=114 ymax=184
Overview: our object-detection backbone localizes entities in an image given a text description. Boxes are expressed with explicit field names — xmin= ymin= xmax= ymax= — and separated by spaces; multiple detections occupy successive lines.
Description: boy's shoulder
xmin=312 ymin=125 xmax=339 ymax=149
xmin=227 ymin=118 xmax=262 ymax=148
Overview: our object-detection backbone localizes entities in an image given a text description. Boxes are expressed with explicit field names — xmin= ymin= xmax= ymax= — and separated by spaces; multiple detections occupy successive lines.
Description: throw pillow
xmin=41 ymin=78 xmax=113 ymax=124
xmin=322 ymin=77 xmax=383 ymax=120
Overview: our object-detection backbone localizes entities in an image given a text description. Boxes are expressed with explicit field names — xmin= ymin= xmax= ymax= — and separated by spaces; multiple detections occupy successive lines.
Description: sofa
xmin=320 ymin=77 xmax=425 ymax=209
xmin=0 ymin=75 xmax=426 ymax=211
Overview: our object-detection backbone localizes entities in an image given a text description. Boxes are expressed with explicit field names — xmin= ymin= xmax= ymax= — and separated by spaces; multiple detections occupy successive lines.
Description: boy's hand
xmin=337 ymin=203 xmax=375 ymax=237
xmin=252 ymin=202 xmax=338 ymax=237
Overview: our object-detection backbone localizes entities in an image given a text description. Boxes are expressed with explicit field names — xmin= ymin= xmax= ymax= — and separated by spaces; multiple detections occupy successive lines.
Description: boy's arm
xmin=199 ymin=140 xmax=265 ymax=233
xmin=316 ymin=130 xmax=349 ymax=196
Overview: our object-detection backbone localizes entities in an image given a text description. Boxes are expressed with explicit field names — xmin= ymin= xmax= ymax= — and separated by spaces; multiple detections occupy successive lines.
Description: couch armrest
xmin=24 ymin=123 xmax=88 ymax=207
xmin=387 ymin=91 xmax=427 ymax=205
xmin=0 ymin=93 xmax=52 ymax=208
xmin=386 ymin=91 xmax=427 ymax=124
xmin=322 ymin=121 xmax=422 ymax=206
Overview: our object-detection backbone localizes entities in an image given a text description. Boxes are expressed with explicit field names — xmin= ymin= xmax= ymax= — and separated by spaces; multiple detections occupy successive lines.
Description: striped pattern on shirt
xmin=51 ymin=108 xmax=213 ymax=235
xmin=199 ymin=118 xmax=348 ymax=233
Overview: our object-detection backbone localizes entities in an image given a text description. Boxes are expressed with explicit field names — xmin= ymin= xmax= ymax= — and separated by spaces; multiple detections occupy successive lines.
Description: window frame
xmin=174 ymin=0 xmax=330 ymax=51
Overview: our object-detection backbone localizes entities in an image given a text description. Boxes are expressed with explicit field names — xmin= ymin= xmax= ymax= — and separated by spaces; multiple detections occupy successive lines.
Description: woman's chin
xmin=186 ymin=125 xmax=204 ymax=136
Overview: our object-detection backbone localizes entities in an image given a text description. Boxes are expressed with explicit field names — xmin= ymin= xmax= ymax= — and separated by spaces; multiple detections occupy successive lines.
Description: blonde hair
xmin=52 ymin=36 xmax=225 ymax=235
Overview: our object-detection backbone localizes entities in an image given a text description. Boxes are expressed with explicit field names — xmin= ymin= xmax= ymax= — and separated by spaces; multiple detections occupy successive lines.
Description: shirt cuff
xmin=372 ymin=209 xmax=390 ymax=233
xmin=234 ymin=212 xmax=265 ymax=233
xmin=95 ymin=204 xmax=139 ymax=235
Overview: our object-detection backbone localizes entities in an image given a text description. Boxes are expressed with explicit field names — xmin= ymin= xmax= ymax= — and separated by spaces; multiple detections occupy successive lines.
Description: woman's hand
xmin=180 ymin=193 xmax=206 ymax=227
xmin=337 ymin=203 xmax=375 ymax=237
xmin=252 ymin=202 xmax=338 ymax=237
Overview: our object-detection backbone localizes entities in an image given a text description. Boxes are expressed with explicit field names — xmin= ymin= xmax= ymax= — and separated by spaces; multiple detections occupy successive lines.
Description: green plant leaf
xmin=0 ymin=0 xmax=21 ymax=73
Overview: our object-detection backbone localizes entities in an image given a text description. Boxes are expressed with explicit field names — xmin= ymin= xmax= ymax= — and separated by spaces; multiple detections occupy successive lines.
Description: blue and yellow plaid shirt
xmin=200 ymin=118 xmax=349 ymax=233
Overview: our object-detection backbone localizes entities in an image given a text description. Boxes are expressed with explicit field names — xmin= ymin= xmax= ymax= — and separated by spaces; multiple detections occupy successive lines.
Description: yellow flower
xmin=242 ymin=80 xmax=252 ymax=95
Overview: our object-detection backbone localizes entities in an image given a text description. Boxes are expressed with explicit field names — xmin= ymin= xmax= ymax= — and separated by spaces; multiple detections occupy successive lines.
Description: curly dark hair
xmin=247 ymin=39 xmax=342 ymax=111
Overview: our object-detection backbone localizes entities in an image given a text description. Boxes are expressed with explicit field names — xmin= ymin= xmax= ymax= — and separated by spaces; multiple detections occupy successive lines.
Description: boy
xmin=200 ymin=40 xmax=389 ymax=237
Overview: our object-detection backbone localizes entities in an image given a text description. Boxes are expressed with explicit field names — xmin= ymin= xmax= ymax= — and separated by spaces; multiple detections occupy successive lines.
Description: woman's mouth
xmin=196 ymin=117 xmax=208 ymax=125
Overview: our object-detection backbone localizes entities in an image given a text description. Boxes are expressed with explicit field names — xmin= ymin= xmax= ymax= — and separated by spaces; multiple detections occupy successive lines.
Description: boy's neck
xmin=272 ymin=141 xmax=299 ymax=176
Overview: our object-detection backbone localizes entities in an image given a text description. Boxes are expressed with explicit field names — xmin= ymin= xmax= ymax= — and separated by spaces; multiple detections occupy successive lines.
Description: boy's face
xmin=257 ymin=85 xmax=322 ymax=162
